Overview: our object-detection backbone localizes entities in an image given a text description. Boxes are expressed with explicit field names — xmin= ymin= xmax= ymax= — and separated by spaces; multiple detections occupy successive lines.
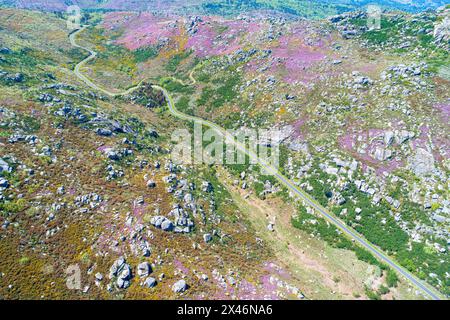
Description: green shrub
xmin=386 ymin=268 xmax=399 ymax=288
xmin=133 ymin=46 xmax=158 ymax=63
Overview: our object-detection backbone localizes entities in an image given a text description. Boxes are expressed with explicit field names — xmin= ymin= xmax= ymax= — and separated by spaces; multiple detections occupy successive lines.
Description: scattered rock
xmin=144 ymin=277 xmax=157 ymax=288
xmin=408 ymin=148 xmax=435 ymax=176
xmin=172 ymin=280 xmax=188 ymax=293
xmin=0 ymin=178 xmax=9 ymax=188
xmin=137 ymin=262 xmax=151 ymax=278
xmin=203 ymin=233 xmax=212 ymax=243
xmin=146 ymin=180 xmax=156 ymax=188
xmin=150 ymin=215 xmax=174 ymax=232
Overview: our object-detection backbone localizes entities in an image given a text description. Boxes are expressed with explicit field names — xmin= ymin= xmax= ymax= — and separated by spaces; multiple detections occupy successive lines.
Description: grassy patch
xmin=165 ymin=51 xmax=192 ymax=73
xmin=133 ymin=46 xmax=159 ymax=63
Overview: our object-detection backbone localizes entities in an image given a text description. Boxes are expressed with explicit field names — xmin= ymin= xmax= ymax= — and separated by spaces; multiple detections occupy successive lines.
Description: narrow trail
xmin=69 ymin=25 xmax=444 ymax=301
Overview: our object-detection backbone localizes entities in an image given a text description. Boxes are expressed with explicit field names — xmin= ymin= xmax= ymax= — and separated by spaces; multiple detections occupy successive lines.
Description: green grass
xmin=365 ymin=287 xmax=381 ymax=300
xmin=386 ymin=268 xmax=399 ymax=288
xmin=159 ymin=77 xmax=194 ymax=94
xmin=291 ymin=205 xmax=389 ymax=273
xmin=299 ymin=160 xmax=449 ymax=295
xmin=165 ymin=51 xmax=192 ymax=73
xmin=176 ymin=96 xmax=193 ymax=114
xmin=133 ymin=46 xmax=159 ymax=63
xmin=197 ymin=72 xmax=241 ymax=111
xmin=0 ymin=198 xmax=27 ymax=214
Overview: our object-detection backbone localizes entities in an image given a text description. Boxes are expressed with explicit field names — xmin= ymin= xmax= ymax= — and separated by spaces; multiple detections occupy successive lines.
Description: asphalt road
xmin=70 ymin=26 xmax=444 ymax=301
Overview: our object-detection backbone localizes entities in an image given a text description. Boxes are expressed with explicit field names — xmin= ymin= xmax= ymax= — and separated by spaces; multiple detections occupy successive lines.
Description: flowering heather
xmin=291 ymin=117 xmax=308 ymax=140
xmin=103 ymin=13 xmax=264 ymax=56
xmin=2 ymin=4 xmax=449 ymax=301
xmin=339 ymin=128 xmax=404 ymax=174
xmin=267 ymin=25 xmax=330 ymax=84
xmin=173 ymin=259 xmax=190 ymax=275
xmin=186 ymin=18 xmax=264 ymax=57
xmin=434 ymin=103 xmax=450 ymax=124
xmin=411 ymin=125 xmax=430 ymax=150
xmin=103 ymin=12 xmax=181 ymax=50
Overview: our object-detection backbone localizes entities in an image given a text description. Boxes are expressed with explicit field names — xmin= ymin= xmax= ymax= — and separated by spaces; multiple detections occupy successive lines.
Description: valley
xmin=0 ymin=1 xmax=448 ymax=300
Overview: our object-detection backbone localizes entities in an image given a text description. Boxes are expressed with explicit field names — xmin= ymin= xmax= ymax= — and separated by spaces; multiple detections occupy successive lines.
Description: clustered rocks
xmin=0 ymin=48 xmax=24 ymax=83
xmin=74 ymin=193 xmax=103 ymax=213
xmin=288 ymin=141 xmax=449 ymax=246
xmin=186 ymin=16 xmax=203 ymax=36
xmin=128 ymin=82 xmax=166 ymax=109
xmin=104 ymin=256 xmax=187 ymax=293
xmin=0 ymin=70 xmax=24 ymax=83
xmin=329 ymin=11 xmax=369 ymax=39
xmin=1 ymin=5 xmax=447 ymax=299
xmin=330 ymin=9 xmax=449 ymax=53
xmin=0 ymin=157 xmax=12 ymax=201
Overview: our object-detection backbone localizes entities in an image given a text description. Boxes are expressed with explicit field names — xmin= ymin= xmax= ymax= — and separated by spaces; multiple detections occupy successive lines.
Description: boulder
xmin=172 ymin=280 xmax=188 ymax=293
xmin=202 ymin=181 xmax=213 ymax=193
xmin=137 ymin=262 xmax=151 ymax=278
xmin=0 ymin=159 xmax=12 ymax=174
xmin=408 ymin=148 xmax=435 ymax=176
xmin=0 ymin=178 xmax=9 ymax=188
xmin=107 ymin=151 xmax=120 ymax=161
xmin=161 ymin=219 xmax=174 ymax=231
xmin=146 ymin=180 xmax=156 ymax=188
xmin=0 ymin=47 xmax=12 ymax=54
xmin=118 ymin=264 xmax=132 ymax=281
xmin=116 ymin=278 xmax=130 ymax=289
xmin=144 ymin=277 xmax=157 ymax=288
xmin=95 ymin=273 xmax=103 ymax=281
xmin=96 ymin=128 xmax=112 ymax=136
xmin=203 ymin=233 xmax=212 ymax=243
xmin=109 ymin=256 xmax=126 ymax=278
xmin=384 ymin=131 xmax=394 ymax=146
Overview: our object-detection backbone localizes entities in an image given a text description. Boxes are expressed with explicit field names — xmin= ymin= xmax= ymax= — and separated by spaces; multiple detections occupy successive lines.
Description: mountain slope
xmin=0 ymin=0 xmax=447 ymax=18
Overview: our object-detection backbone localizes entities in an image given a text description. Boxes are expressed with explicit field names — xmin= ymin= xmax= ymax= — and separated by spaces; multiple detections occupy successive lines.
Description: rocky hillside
xmin=0 ymin=4 xmax=448 ymax=300
xmin=1 ymin=0 xmax=447 ymax=18
xmin=85 ymin=6 xmax=450 ymax=296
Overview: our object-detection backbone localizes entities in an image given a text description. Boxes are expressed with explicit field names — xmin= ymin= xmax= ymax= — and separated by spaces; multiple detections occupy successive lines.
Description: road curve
xmin=69 ymin=26 xmax=444 ymax=301
xmin=69 ymin=26 xmax=146 ymax=97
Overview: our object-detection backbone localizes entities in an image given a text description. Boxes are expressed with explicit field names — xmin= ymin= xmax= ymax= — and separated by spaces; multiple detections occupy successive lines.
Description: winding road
xmin=69 ymin=26 xmax=444 ymax=300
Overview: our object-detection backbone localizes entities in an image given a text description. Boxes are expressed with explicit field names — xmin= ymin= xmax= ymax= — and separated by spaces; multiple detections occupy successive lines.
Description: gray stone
xmin=384 ymin=131 xmax=394 ymax=146
xmin=107 ymin=151 xmax=120 ymax=161
xmin=137 ymin=262 xmax=151 ymax=278
xmin=118 ymin=264 xmax=132 ymax=281
xmin=144 ymin=277 xmax=157 ymax=288
xmin=172 ymin=280 xmax=188 ymax=293
xmin=0 ymin=178 xmax=9 ymax=188
xmin=408 ymin=148 xmax=435 ymax=176
xmin=95 ymin=273 xmax=103 ymax=281
xmin=96 ymin=128 xmax=112 ymax=136
xmin=109 ymin=256 xmax=126 ymax=278
xmin=0 ymin=159 xmax=12 ymax=174
xmin=150 ymin=215 xmax=166 ymax=228
xmin=116 ymin=278 xmax=130 ymax=289
xmin=161 ymin=219 xmax=173 ymax=231
xmin=203 ymin=233 xmax=212 ymax=243
xmin=146 ymin=180 xmax=156 ymax=188
xmin=202 ymin=181 xmax=213 ymax=193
